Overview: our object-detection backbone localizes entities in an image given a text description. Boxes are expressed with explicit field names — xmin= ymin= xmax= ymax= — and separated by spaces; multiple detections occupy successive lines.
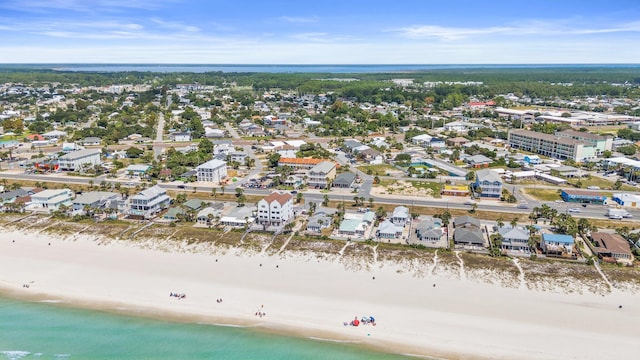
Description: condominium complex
xmin=508 ymin=129 xmax=612 ymax=162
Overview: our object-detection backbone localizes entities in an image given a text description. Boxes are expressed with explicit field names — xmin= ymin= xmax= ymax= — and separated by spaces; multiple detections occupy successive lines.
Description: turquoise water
xmin=0 ymin=297 xmax=410 ymax=360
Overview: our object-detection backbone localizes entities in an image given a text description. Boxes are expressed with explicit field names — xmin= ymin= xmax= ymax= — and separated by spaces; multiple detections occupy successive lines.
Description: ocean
xmin=7 ymin=63 xmax=639 ymax=73
xmin=0 ymin=296 xmax=410 ymax=360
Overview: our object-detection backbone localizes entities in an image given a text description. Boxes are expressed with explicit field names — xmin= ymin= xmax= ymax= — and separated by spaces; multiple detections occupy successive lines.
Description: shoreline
xmin=1 ymin=227 xmax=638 ymax=360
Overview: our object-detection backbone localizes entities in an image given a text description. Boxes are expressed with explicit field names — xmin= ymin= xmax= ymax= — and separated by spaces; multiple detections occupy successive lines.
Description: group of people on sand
xmin=255 ymin=304 xmax=266 ymax=317
xmin=22 ymin=284 xmax=30 ymax=288
xmin=344 ymin=315 xmax=376 ymax=327
xmin=170 ymin=292 xmax=186 ymax=299
xmin=216 ymin=298 xmax=223 ymax=303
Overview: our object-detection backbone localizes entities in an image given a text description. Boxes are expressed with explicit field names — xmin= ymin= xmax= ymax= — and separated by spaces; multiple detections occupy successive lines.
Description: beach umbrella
xmin=369 ymin=316 xmax=375 ymax=322
xmin=353 ymin=319 xmax=360 ymax=326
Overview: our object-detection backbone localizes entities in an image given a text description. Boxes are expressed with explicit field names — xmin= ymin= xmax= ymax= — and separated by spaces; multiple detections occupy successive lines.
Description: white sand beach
xmin=0 ymin=228 xmax=638 ymax=360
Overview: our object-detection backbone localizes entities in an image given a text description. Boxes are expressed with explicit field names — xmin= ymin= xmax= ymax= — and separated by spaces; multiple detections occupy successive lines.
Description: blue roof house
xmin=541 ymin=233 xmax=574 ymax=255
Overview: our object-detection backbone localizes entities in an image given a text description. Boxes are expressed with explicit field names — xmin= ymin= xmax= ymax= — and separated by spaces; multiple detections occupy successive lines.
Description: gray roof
xmin=497 ymin=226 xmax=529 ymax=241
xmin=307 ymin=214 xmax=332 ymax=229
xmin=454 ymin=216 xmax=481 ymax=228
xmin=58 ymin=149 xmax=101 ymax=161
xmin=454 ymin=228 xmax=484 ymax=245
xmin=309 ymin=161 xmax=336 ymax=174
xmin=183 ymin=199 xmax=206 ymax=210
xmin=377 ymin=220 xmax=401 ymax=234
xmin=475 ymin=169 xmax=502 ymax=184
xmin=466 ymin=154 xmax=493 ymax=164
xmin=73 ymin=191 xmax=118 ymax=205
xmin=343 ymin=140 xmax=363 ymax=150
xmin=392 ymin=206 xmax=409 ymax=219
xmin=132 ymin=185 xmax=166 ymax=200
xmin=0 ymin=189 xmax=27 ymax=201
xmin=333 ymin=172 xmax=356 ymax=186
xmin=415 ymin=218 xmax=442 ymax=234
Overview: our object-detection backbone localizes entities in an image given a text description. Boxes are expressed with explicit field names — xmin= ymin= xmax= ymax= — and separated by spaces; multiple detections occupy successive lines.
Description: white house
xmin=30 ymin=188 xmax=73 ymax=211
xmin=474 ymin=169 xmax=503 ymax=198
xmin=169 ymin=132 xmax=192 ymax=142
xmin=42 ymin=130 xmax=67 ymax=140
xmin=256 ymin=191 xmax=294 ymax=226
xmin=196 ymin=159 xmax=228 ymax=183
xmin=126 ymin=185 xmax=171 ymax=219
xmin=391 ymin=206 xmax=409 ymax=226
xmin=57 ymin=149 xmax=102 ymax=171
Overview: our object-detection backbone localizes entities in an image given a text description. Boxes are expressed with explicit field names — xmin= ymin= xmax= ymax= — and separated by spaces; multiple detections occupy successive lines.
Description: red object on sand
xmin=353 ymin=319 xmax=360 ymax=326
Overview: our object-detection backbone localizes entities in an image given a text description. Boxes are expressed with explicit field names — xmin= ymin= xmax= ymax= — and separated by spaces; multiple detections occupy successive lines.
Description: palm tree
xmin=211 ymin=187 xmax=217 ymax=198
xmin=496 ymin=215 xmax=504 ymax=229
xmin=510 ymin=217 xmax=519 ymax=228
xmin=322 ymin=194 xmax=329 ymax=207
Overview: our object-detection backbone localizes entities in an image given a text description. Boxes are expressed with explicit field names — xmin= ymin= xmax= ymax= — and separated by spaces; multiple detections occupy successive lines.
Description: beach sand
xmin=0 ymin=228 xmax=638 ymax=360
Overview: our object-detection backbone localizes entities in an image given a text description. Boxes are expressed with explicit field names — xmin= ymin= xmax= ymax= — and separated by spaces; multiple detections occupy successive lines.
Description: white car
xmin=464 ymin=200 xmax=476 ymax=205
xmin=568 ymin=208 xmax=581 ymax=213
xmin=555 ymin=200 xmax=563 ymax=203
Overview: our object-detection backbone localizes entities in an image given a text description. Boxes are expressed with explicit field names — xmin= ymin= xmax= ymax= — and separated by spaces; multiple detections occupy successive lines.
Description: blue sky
xmin=1 ymin=0 xmax=639 ymax=63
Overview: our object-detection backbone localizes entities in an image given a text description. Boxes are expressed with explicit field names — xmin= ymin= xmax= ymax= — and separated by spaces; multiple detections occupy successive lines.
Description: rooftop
xmin=58 ymin=149 xmax=102 ymax=160
xmin=263 ymin=191 xmax=293 ymax=206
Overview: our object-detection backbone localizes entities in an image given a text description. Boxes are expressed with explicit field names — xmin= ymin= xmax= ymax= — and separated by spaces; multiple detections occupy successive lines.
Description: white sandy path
xmin=0 ymin=229 xmax=638 ymax=360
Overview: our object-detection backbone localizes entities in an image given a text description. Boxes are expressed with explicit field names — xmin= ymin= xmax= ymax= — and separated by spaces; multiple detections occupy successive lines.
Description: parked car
xmin=517 ymin=203 xmax=529 ymax=209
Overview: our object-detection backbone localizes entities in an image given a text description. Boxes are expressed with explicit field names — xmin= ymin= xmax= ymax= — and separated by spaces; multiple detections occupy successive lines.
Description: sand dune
xmin=0 ymin=228 xmax=638 ymax=360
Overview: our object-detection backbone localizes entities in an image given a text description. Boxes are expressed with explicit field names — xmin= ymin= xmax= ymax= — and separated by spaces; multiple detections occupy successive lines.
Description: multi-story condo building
xmin=127 ymin=185 xmax=171 ymax=219
xmin=306 ymin=161 xmax=337 ymax=188
xmin=508 ymin=129 xmax=608 ymax=162
xmin=554 ymin=129 xmax=612 ymax=157
xmin=195 ymin=159 xmax=227 ymax=183
xmin=57 ymin=149 xmax=102 ymax=171
xmin=256 ymin=191 xmax=294 ymax=226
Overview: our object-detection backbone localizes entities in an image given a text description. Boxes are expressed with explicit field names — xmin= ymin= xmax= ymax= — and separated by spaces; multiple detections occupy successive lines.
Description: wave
xmin=0 ymin=351 xmax=30 ymax=360
xmin=306 ymin=336 xmax=361 ymax=344
xmin=197 ymin=322 xmax=251 ymax=328
xmin=38 ymin=300 xmax=63 ymax=303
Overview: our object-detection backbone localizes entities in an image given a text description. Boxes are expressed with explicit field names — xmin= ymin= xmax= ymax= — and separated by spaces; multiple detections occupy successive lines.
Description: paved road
xmin=0 ymin=171 xmax=629 ymax=220
xmin=155 ymin=112 xmax=165 ymax=142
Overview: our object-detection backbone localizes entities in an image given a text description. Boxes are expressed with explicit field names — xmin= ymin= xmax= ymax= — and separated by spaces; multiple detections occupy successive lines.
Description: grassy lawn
xmin=568 ymin=177 xmax=636 ymax=192
xmin=357 ymin=164 xmax=398 ymax=176
xmin=411 ymin=181 xmax=442 ymax=194
xmin=522 ymin=188 xmax=561 ymax=201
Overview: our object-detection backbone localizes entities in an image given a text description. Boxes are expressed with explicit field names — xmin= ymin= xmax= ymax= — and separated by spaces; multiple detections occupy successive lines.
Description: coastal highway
xmin=0 ymin=172 xmax=629 ymax=220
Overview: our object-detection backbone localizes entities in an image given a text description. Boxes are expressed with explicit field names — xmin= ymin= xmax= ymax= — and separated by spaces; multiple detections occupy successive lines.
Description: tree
xmin=308 ymin=201 xmax=317 ymax=216
xmin=496 ymin=215 xmax=504 ymax=229
xmin=552 ymin=213 xmax=578 ymax=236
xmin=469 ymin=203 xmax=478 ymax=213
xmin=375 ymin=206 xmax=387 ymax=220
xmin=510 ymin=217 xmax=519 ymax=228
xmin=211 ymin=187 xmax=217 ymax=198
xmin=198 ymin=138 xmax=213 ymax=153
xmin=126 ymin=146 xmax=144 ymax=158
xmin=235 ymin=187 xmax=244 ymax=197
xmin=237 ymin=194 xmax=246 ymax=206
xmin=322 ymin=194 xmax=329 ymax=207
xmin=296 ymin=192 xmax=303 ymax=204
xmin=368 ymin=198 xmax=374 ymax=208
xmin=466 ymin=171 xmax=476 ymax=181
xmin=435 ymin=210 xmax=452 ymax=227
xmin=267 ymin=153 xmax=281 ymax=168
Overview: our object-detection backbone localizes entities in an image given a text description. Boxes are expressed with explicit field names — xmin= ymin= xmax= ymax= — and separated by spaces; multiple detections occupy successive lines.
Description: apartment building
xmin=554 ymin=129 xmax=612 ymax=156
xmin=196 ymin=159 xmax=228 ymax=183
xmin=256 ymin=191 xmax=294 ymax=226
xmin=508 ymin=129 xmax=600 ymax=162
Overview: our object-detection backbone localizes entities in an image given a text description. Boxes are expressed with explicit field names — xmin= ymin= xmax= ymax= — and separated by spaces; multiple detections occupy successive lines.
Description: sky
xmin=0 ymin=0 xmax=639 ymax=64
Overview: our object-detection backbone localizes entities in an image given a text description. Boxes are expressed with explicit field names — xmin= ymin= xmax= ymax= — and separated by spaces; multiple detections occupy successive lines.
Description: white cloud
xmin=392 ymin=20 xmax=640 ymax=40
xmin=290 ymin=32 xmax=330 ymax=42
xmin=279 ymin=16 xmax=318 ymax=23
xmin=150 ymin=18 xmax=199 ymax=32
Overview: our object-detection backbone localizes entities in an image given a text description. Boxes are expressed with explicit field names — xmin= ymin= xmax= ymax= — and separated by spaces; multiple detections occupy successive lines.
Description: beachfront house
xmin=57 ymin=149 xmax=102 ymax=172
xmin=541 ymin=233 xmax=574 ymax=255
xmin=196 ymin=203 xmax=225 ymax=225
xmin=256 ymin=191 xmax=294 ymax=227
xmin=72 ymin=191 xmax=120 ymax=214
xmin=376 ymin=220 xmax=403 ymax=239
xmin=196 ymin=159 xmax=228 ymax=183
xmin=453 ymin=228 xmax=485 ymax=248
xmin=30 ymin=188 xmax=73 ymax=211
xmin=497 ymin=226 xmax=530 ymax=253
xmin=473 ymin=169 xmax=503 ymax=198
xmin=306 ymin=212 xmax=332 ymax=234
xmin=338 ymin=212 xmax=374 ymax=238
xmin=126 ymin=185 xmax=171 ymax=219
xmin=220 ymin=206 xmax=255 ymax=228
xmin=414 ymin=217 xmax=444 ymax=243
xmin=590 ymin=232 xmax=634 ymax=266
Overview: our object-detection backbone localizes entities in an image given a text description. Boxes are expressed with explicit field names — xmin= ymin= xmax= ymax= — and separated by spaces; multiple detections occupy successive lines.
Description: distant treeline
xmin=2 ymin=67 xmax=640 ymax=102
